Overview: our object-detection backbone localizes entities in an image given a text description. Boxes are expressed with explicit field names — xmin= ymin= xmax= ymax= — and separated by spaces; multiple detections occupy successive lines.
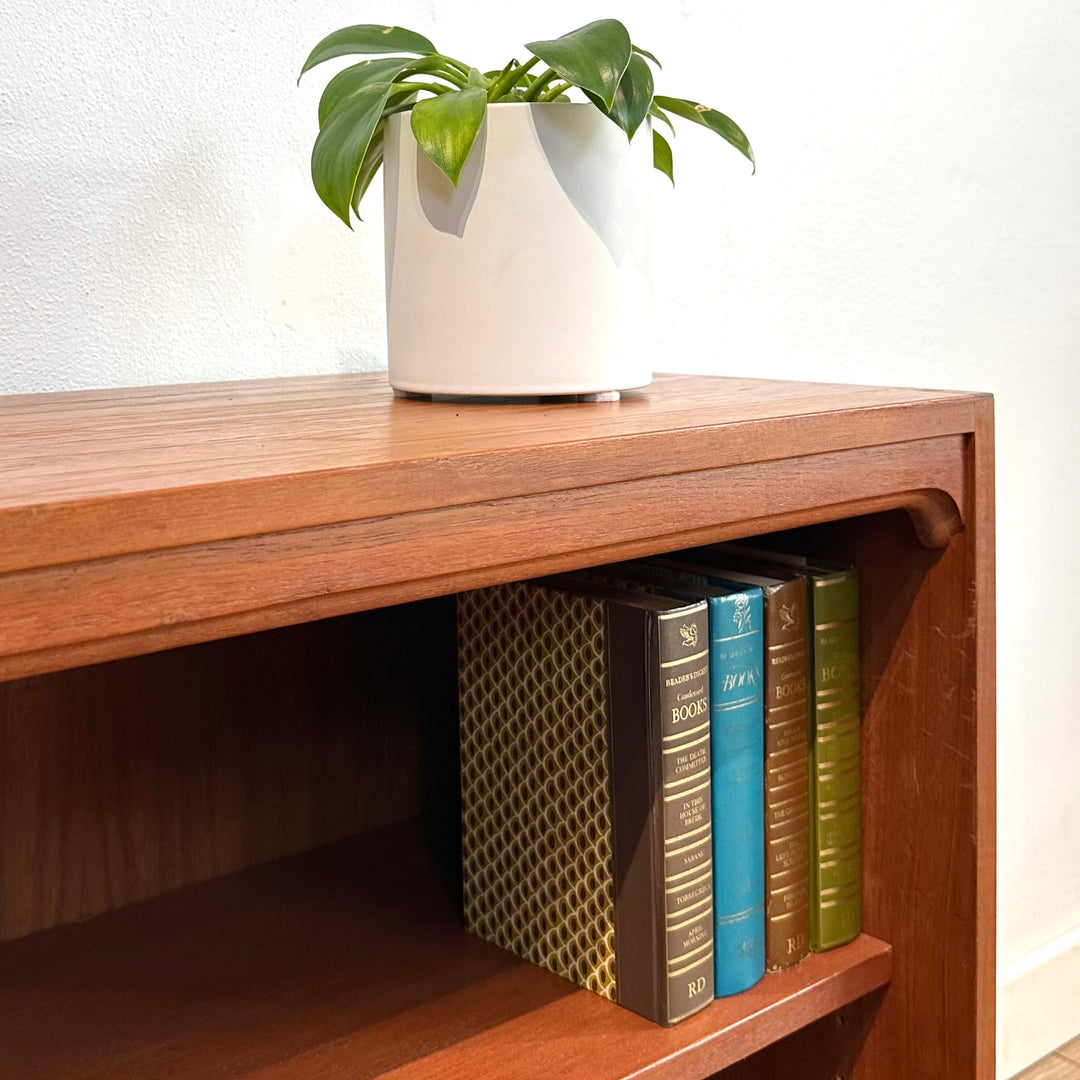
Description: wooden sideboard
xmin=0 ymin=373 xmax=994 ymax=1078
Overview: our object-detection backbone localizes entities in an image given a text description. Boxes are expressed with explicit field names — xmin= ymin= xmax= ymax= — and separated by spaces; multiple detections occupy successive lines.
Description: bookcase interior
xmin=0 ymin=506 xmax=974 ymax=1079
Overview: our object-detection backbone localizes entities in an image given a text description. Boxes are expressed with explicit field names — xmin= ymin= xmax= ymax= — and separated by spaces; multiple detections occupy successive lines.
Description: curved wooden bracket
xmin=864 ymin=488 xmax=964 ymax=549
xmin=746 ymin=488 xmax=964 ymax=550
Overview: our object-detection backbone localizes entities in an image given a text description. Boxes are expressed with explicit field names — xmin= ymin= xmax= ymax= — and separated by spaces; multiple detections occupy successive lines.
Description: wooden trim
xmin=0 ymin=434 xmax=967 ymax=682
xmin=971 ymin=398 xmax=997 ymax=1079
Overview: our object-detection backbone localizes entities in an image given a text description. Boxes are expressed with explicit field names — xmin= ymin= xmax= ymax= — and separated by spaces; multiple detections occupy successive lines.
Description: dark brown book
xmin=457 ymin=576 xmax=714 ymax=1025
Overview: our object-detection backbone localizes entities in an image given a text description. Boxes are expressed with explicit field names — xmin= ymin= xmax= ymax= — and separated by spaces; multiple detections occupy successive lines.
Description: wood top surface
xmin=0 ymin=372 xmax=986 ymax=571
xmin=0 ymin=372 xmax=991 ymax=681
xmin=1 ymin=372 xmax=981 ymax=502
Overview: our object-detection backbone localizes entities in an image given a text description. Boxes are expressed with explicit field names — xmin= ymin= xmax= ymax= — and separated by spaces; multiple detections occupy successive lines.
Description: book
xmin=698 ymin=545 xmax=862 ymax=952
xmin=581 ymin=561 xmax=766 ymax=998
xmin=659 ymin=554 xmax=812 ymax=972
xmin=457 ymin=576 xmax=715 ymax=1025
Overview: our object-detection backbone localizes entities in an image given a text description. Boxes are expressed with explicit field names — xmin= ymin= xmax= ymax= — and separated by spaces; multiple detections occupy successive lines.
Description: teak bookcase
xmin=0 ymin=373 xmax=994 ymax=1080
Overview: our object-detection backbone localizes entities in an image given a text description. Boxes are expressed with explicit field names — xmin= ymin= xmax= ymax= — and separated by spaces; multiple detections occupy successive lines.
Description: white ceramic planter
xmin=383 ymin=103 xmax=654 ymax=398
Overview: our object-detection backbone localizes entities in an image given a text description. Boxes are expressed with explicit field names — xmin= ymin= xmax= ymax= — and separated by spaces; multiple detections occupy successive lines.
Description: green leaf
xmin=608 ymin=52 xmax=653 ymax=140
xmin=633 ymin=44 xmax=662 ymax=69
xmin=299 ymin=25 xmax=437 ymax=80
xmin=648 ymin=100 xmax=676 ymax=138
xmin=318 ymin=57 xmax=417 ymax=128
xmin=652 ymin=129 xmax=674 ymax=185
xmin=653 ymin=95 xmax=755 ymax=169
xmin=465 ymin=66 xmax=488 ymax=90
xmin=345 ymin=84 xmax=421 ymax=219
xmin=385 ymin=86 xmax=420 ymax=113
xmin=410 ymin=87 xmax=489 ymax=185
xmin=311 ymin=81 xmax=399 ymax=226
xmin=525 ymin=19 xmax=631 ymax=110
xmin=350 ymin=122 xmax=385 ymax=220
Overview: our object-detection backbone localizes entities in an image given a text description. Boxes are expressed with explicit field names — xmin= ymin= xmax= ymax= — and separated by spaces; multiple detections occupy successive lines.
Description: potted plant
xmin=299 ymin=19 xmax=753 ymax=399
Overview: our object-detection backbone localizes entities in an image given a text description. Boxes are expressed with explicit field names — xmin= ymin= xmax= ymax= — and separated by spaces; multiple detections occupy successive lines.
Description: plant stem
xmin=429 ymin=60 xmax=467 ymax=89
xmin=384 ymin=93 xmax=420 ymax=116
xmin=521 ymin=66 xmax=557 ymax=101
xmin=538 ymin=81 xmax=571 ymax=102
xmin=395 ymin=81 xmax=453 ymax=96
xmin=438 ymin=55 xmax=472 ymax=80
xmin=487 ymin=56 xmax=539 ymax=101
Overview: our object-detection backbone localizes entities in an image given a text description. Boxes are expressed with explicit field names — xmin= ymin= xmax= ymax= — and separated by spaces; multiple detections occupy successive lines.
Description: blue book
xmin=593 ymin=561 xmax=766 ymax=997
xmin=699 ymin=581 xmax=766 ymax=995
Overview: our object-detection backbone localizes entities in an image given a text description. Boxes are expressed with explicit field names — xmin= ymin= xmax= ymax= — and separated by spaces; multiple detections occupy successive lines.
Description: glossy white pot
xmin=383 ymin=103 xmax=654 ymax=398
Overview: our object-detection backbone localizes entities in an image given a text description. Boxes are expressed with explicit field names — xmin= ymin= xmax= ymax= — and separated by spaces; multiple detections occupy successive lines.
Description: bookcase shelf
xmin=0 ymin=373 xmax=994 ymax=1078
xmin=0 ymin=821 xmax=892 ymax=1080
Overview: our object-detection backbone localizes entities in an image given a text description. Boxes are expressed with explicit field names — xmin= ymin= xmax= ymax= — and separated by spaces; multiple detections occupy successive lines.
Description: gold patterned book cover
xmin=458 ymin=576 xmax=715 ymax=1025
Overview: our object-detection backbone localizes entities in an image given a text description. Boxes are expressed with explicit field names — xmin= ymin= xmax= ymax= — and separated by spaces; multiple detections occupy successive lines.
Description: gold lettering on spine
xmin=657 ymin=602 xmax=714 ymax=1014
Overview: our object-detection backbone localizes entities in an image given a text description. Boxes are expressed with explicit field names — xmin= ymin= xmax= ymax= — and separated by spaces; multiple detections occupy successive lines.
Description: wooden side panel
xmin=971 ymin=401 xmax=997 ymax=1080
xmin=0 ymin=600 xmax=458 ymax=941
xmin=793 ymin=511 xmax=982 ymax=1079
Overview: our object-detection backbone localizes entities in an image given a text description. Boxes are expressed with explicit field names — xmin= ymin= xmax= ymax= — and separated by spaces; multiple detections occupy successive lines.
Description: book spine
xmin=708 ymin=591 xmax=766 ymax=996
xmin=654 ymin=604 xmax=715 ymax=1023
xmin=808 ymin=570 xmax=862 ymax=951
xmin=761 ymin=579 xmax=813 ymax=971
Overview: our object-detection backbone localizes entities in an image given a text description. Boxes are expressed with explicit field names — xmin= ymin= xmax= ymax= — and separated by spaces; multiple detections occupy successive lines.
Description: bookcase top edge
xmin=0 ymin=372 xmax=985 ymax=578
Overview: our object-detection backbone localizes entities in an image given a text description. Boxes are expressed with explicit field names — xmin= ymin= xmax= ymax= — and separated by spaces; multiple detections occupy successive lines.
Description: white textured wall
xmin=2 ymin=2 xmax=1079 ymax=1074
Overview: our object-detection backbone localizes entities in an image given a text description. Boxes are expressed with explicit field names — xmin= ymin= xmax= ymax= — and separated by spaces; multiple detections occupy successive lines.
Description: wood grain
xmin=971 ymin=400 xmax=998 ymax=1080
xmin=0 ymin=601 xmax=459 ymax=941
xmin=791 ymin=509 xmax=990 ymax=1080
xmin=1013 ymin=1055 xmax=1080 ymax=1080
xmin=0 ymin=372 xmax=995 ymax=1078
xmin=712 ymin=989 xmax=885 ymax=1079
xmin=0 ymin=821 xmax=891 ymax=1080
xmin=0 ymin=373 xmax=981 ymax=576
xmin=1060 ymin=1038 xmax=1080 ymax=1066
xmin=0 ymin=434 xmax=967 ymax=682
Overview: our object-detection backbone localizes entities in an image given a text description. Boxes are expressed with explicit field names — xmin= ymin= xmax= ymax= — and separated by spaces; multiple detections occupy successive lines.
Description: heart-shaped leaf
xmin=654 ymin=95 xmax=755 ymax=169
xmin=526 ymin=19 xmax=631 ymax=110
xmin=299 ymin=25 xmax=437 ymax=80
xmin=346 ymin=87 xmax=421 ymax=217
xmin=410 ymin=87 xmax=489 ymax=185
xmin=608 ymin=52 xmax=653 ymax=140
xmin=652 ymin=129 xmax=674 ymax=185
xmin=318 ymin=57 xmax=418 ymax=127
xmin=311 ymin=81 xmax=399 ymax=225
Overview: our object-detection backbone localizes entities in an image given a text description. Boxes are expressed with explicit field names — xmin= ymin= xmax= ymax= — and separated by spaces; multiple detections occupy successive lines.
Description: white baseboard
xmin=997 ymin=924 xmax=1080 ymax=1077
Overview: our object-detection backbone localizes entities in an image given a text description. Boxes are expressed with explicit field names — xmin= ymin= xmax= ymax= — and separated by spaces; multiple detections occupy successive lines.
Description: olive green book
xmin=687 ymin=545 xmax=862 ymax=952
